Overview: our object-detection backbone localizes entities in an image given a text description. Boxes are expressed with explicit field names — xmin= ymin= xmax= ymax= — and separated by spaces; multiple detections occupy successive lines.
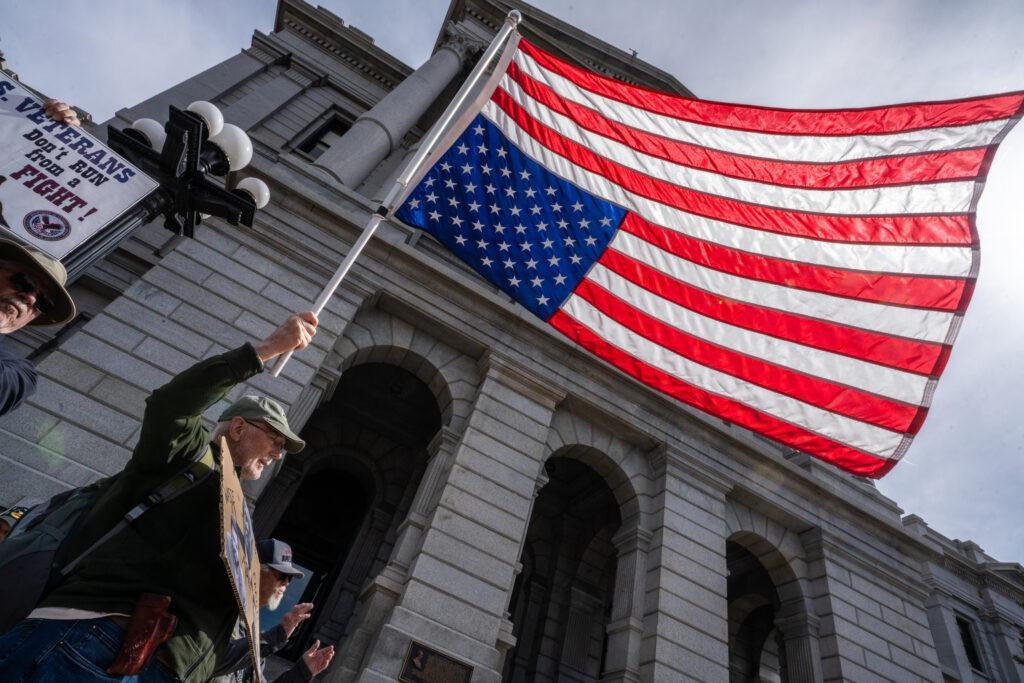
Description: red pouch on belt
xmin=107 ymin=593 xmax=177 ymax=675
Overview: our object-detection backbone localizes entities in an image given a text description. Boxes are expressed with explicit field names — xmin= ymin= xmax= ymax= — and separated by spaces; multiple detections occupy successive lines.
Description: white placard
xmin=0 ymin=75 xmax=158 ymax=259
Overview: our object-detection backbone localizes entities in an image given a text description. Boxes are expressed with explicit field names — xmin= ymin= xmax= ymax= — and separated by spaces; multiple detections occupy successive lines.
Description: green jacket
xmin=42 ymin=344 xmax=265 ymax=682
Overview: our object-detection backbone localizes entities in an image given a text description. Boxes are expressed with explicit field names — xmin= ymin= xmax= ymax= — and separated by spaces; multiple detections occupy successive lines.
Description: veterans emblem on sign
xmin=23 ymin=210 xmax=70 ymax=241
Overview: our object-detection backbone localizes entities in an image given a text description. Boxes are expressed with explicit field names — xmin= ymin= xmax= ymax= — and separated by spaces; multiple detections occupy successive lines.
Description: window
xmin=956 ymin=615 xmax=985 ymax=672
xmin=297 ymin=117 xmax=351 ymax=160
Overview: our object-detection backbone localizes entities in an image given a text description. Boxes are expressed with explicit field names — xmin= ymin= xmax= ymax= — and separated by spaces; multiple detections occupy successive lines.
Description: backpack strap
xmin=60 ymin=446 xmax=217 ymax=576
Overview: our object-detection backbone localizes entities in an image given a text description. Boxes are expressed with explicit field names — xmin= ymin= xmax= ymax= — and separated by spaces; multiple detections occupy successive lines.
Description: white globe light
xmin=130 ymin=118 xmax=166 ymax=151
xmin=208 ymin=123 xmax=252 ymax=172
xmin=236 ymin=177 xmax=271 ymax=209
xmin=187 ymin=100 xmax=224 ymax=137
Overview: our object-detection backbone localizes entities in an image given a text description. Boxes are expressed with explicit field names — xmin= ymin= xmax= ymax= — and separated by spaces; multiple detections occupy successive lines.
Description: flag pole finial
xmin=508 ymin=10 xmax=522 ymax=26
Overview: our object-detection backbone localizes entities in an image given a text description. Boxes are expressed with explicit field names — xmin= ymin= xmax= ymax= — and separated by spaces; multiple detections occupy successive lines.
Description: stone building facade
xmin=2 ymin=1 xmax=1023 ymax=681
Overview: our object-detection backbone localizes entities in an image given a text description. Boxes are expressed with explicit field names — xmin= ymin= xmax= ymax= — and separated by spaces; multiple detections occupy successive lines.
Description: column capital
xmin=427 ymin=425 xmax=460 ymax=458
xmin=439 ymin=21 xmax=487 ymax=64
xmin=611 ymin=524 xmax=653 ymax=554
xmin=479 ymin=351 xmax=566 ymax=409
xmin=774 ymin=610 xmax=821 ymax=640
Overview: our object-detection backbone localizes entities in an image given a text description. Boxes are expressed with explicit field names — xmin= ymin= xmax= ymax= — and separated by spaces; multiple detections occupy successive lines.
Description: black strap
xmin=60 ymin=447 xmax=216 ymax=576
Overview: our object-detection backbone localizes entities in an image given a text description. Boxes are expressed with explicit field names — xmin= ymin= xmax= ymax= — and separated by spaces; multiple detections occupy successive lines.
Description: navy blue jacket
xmin=0 ymin=336 xmax=37 ymax=416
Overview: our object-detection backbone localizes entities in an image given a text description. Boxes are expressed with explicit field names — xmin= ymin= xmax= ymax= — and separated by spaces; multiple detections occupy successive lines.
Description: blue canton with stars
xmin=395 ymin=114 xmax=626 ymax=320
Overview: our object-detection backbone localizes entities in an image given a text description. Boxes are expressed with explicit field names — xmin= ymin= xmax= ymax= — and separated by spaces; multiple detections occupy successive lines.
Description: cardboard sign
xmin=217 ymin=438 xmax=264 ymax=683
xmin=0 ymin=75 xmax=157 ymax=259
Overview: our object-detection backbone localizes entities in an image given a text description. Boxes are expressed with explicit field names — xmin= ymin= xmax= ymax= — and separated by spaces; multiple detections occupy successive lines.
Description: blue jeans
xmin=0 ymin=618 xmax=175 ymax=682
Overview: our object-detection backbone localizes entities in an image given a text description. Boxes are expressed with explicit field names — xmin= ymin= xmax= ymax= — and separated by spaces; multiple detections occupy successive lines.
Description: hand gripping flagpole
xmin=270 ymin=10 xmax=522 ymax=377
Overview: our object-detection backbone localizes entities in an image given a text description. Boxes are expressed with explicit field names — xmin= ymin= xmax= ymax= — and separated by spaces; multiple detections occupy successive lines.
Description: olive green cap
xmin=218 ymin=395 xmax=305 ymax=453
xmin=0 ymin=238 xmax=76 ymax=326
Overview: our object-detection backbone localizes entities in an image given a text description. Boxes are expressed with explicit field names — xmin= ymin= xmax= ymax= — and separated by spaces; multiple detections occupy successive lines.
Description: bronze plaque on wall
xmin=399 ymin=641 xmax=473 ymax=683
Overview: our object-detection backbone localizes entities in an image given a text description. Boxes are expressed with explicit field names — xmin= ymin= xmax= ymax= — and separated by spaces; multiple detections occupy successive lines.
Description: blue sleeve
xmin=0 ymin=342 xmax=37 ymax=416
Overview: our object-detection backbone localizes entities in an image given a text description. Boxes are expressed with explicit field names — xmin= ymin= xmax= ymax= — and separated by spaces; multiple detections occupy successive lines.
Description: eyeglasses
xmin=273 ymin=569 xmax=294 ymax=584
xmin=244 ymin=419 xmax=286 ymax=455
xmin=9 ymin=272 xmax=56 ymax=316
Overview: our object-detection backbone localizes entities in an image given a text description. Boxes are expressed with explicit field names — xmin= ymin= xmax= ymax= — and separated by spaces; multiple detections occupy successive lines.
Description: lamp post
xmin=63 ymin=101 xmax=270 ymax=280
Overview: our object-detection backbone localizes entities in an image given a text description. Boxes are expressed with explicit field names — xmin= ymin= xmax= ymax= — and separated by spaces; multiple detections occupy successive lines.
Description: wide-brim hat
xmin=218 ymin=395 xmax=305 ymax=453
xmin=0 ymin=238 xmax=75 ymax=326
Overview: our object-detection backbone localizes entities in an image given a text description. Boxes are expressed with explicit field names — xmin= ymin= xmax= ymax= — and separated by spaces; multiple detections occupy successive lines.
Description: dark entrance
xmin=727 ymin=541 xmax=788 ymax=683
xmin=504 ymin=457 xmax=621 ymax=682
xmin=256 ymin=361 xmax=442 ymax=657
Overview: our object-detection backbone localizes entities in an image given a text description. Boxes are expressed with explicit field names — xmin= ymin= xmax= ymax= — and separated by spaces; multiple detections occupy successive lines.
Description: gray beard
xmin=267 ymin=591 xmax=284 ymax=611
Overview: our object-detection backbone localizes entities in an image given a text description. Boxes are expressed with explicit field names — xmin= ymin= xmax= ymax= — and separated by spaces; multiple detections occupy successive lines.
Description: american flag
xmin=396 ymin=38 xmax=1023 ymax=478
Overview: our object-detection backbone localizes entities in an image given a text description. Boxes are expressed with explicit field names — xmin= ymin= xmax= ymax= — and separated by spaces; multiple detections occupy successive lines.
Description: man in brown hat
xmin=0 ymin=99 xmax=81 ymax=415
xmin=0 ymin=238 xmax=76 ymax=415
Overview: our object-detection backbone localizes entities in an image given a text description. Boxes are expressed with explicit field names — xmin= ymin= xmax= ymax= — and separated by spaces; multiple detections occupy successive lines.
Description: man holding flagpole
xmin=0 ymin=311 xmax=316 ymax=682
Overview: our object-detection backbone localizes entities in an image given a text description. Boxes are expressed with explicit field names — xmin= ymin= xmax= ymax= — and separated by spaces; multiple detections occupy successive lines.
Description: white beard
xmin=267 ymin=591 xmax=284 ymax=611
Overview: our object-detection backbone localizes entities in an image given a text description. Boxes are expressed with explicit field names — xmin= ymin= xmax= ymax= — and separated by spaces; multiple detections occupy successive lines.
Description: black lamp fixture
xmin=64 ymin=101 xmax=270 ymax=280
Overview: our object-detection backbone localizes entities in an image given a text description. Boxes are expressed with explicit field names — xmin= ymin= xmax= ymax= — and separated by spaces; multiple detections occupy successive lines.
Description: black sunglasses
xmin=9 ymin=272 xmax=56 ymax=316
xmin=273 ymin=569 xmax=294 ymax=584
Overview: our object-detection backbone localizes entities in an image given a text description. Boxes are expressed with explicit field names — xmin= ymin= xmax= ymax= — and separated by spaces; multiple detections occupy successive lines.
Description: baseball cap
xmin=0 ymin=238 xmax=75 ymax=326
xmin=256 ymin=539 xmax=304 ymax=578
xmin=218 ymin=395 xmax=304 ymax=453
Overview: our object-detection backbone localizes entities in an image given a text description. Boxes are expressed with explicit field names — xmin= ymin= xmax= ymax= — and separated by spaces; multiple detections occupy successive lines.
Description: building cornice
xmin=274 ymin=0 xmax=412 ymax=91
xmin=437 ymin=0 xmax=694 ymax=97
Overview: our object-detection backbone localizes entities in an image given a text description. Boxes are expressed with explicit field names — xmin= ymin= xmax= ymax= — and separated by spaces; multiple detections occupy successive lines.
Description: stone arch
xmin=543 ymin=408 xmax=655 ymax=529
xmin=254 ymin=347 xmax=447 ymax=661
xmin=725 ymin=500 xmax=809 ymax=607
xmin=504 ymin=410 xmax=655 ymax=682
xmin=326 ymin=306 xmax=480 ymax=433
xmin=725 ymin=499 xmax=821 ymax=683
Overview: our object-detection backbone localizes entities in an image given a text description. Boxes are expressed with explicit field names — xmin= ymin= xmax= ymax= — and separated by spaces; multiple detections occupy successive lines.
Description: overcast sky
xmin=2 ymin=1 xmax=1022 ymax=563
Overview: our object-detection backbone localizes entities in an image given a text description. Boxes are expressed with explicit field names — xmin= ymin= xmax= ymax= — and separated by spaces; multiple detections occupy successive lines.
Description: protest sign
xmin=217 ymin=438 xmax=264 ymax=683
xmin=0 ymin=76 xmax=157 ymax=260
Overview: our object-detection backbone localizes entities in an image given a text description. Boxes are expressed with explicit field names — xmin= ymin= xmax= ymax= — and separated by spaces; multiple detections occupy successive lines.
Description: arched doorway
xmin=256 ymin=361 xmax=443 ymax=658
xmin=727 ymin=541 xmax=788 ymax=683
xmin=504 ymin=457 xmax=622 ymax=682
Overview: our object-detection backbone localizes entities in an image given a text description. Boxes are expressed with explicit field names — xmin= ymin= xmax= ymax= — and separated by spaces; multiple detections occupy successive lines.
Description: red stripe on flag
xmin=574 ymin=279 xmax=922 ymax=433
xmin=619 ymin=213 xmax=966 ymax=311
xmin=549 ymin=309 xmax=898 ymax=477
xmin=491 ymin=88 xmax=974 ymax=245
xmin=507 ymin=61 xmax=990 ymax=189
xmin=519 ymin=40 xmax=1024 ymax=137
xmin=598 ymin=248 xmax=947 ymax=376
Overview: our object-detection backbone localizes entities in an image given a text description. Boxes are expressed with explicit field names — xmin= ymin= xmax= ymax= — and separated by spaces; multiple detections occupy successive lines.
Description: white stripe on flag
xmin=561 ymin=295 xmax=904 ymax=457
xmin=482 ymin=101 xmax=974 ymax=278
xmin=499 ymin=75 xmax=977 ymax=215
xmin=610 ymin=230 xmax=954 ymax=343
xmin=515 ymin=50 xmax=1011 ymax=164
xmin=586 ymin=263 xmax=929 ymax=405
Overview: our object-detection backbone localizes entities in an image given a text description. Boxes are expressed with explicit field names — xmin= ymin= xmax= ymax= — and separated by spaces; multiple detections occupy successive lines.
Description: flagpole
xmin=269 ymin=10 xmax=522 ymax=378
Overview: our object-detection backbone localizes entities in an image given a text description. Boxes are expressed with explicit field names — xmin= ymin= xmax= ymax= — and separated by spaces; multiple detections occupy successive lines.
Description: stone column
xmin=558 ymin=586 xmax=605 ymax=678
xmin=774 ymin=606 xmax=823 ymax=683
xmin=387 ymin=426 xmax=461 ymax=577
xmin=316 ymin=27 xmax=478 ymax=188
xmin=979 ymin=605 xmax=1024 ymax=683
xmin=327 ymin=429 xmax=461 ymax=683
xmin=639 ymin=445 xmax=732 ymax=683
xmin=601 ymin=524 xmax=651 ymax=682
xmin=355 ymin=352 xmax=564 ymax=683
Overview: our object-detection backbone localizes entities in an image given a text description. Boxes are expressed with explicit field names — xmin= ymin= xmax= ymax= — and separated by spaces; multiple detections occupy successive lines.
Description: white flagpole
xmin=269 ymin=10 xmax=523 ymax=377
